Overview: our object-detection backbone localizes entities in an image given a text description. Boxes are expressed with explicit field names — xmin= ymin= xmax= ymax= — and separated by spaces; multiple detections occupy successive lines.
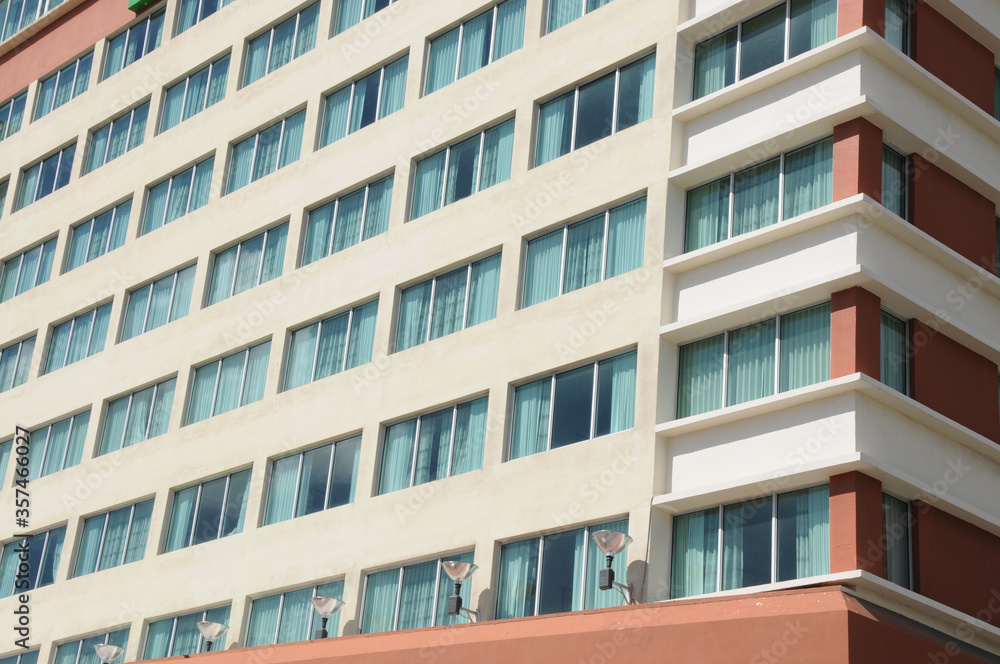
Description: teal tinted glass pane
xmin=739 ymin=5 xmax=786 ymax=79
xmin=677 ymin=335 xmax=724 ymax=417
xmin=696 ymin=30 xmax=739 ymax=99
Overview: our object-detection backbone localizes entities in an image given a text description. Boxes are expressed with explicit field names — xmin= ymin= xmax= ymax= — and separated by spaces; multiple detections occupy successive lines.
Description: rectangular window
xmin=73 ymin=500 xmax=153 ymax=577
xmin=378 ymin=397 xmax=488 ymax=494
xmin=523 ymin=197 xmax=646 ymax=307
xmin=283 ymin=300 xmax=378 ymax=390
xmin=319 ymin=55 xmax=408 ymax=147
xmin=264 ymin=436 xmax=361 ymax=525
xmin=160 ymin=55 xmax=230 ymax=132
xmin=1 ymin=0 xmax=64 ymax=42
xmin=66 ymin=200 xmax=132 ymax=271
xmin=880 ymin=309 xmax=907 ymax=394
xmin=395 ymin=253 xmax=501 ymax=351
xmin=44 ymin=303 xmax=112 ymax=374
xmin=227 ymin=110 xmax=305 ymax=193
xmin=0 ymin=336 xmax=34 ymax=393
xmin=206 ymin=224 xmax=287 ymax=305
xmin=16 ymin=142 xmax=75 ymax=210
xmin=884 ymin=0 xmax=910 ymax=53
xmin=176 ymin=0 xmax=233 ymax=33
xmin=186 ymin=342 xmax=270 ymax=424
xmin=143 ymin=606 xmax=230 ymax=658
xmin=302 ymin=175 xmax=392 ymax=265
xmin=670 ymin=486 xmax=829 ymax=598
xmin=0 ymin=652 xmax=37 ymax=664
xmin=547 ymin=0 xmax=614 ymax=32
xmin=684 ymin=137 xmax=832 ymax=251
xmin=34 ymin=52 xmax=92 ymax=121
xmin=881 ymin=144 xmax=908 ymax=219
xmin=677 ymin=302 xmax=831 ymax=418
xmin=510 ymin=350 xmax=636 ymax=460
xmin=243 ymin=3 xmax=319 ymax=86
xmin=0 ymin=91 xmax=25 ymax=142
xmin=121 ymin=266 xmax=196 ymax=341
xmin=335 ymin=0 xmax=398 ymax=33
xmin=994 ymin=68 xmax=999 ymax=123
xmin=0 ymin=179 xmax=6 ymax=219
xmin=85 ymin=102 xmax=149 ymax=173
xmin=53 ymin=629 xmax=129 ymax=664
xmin=0 ymin=526 xmax=65 ymax=596
xmin=361 ymin=551 xmax=474 ymax=633
xmin=536 ymin=54 xmax=655 ymax=166
xmin=164 ymin=470 xmax=250 ymax=551
xmin=141 ymin=156 xmax=214 ymax=235
xmin=424 ymin=0 xmax=526 ymax=94
xmin=693 ymin=0 xmax=836 ymax=99
xmin=882 ymin=492 xmax=911 ymax=589
xmin=98 ymin=378 xmax=176 ymax=455
xmin=0 ymin=440 xmax=9 ymax=489
xmin=496 ymin=518 xmax=628 ymax=619
xmin=0 ymin=238 xmax=56 ymax=302
xmin=27 ymin=411 xmax=89 ymax=480
xmin=410 ymin=117 xmax=514 ymax=219
xmin=246 ymin=580 xmax=345 ymax=645
xmin=102 ymin=8 xmax=165 ymax=79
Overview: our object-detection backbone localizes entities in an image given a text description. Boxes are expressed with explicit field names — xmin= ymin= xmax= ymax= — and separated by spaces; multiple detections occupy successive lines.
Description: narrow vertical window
xmin=206 ymin=224 xmax=288 ymax=304
xmin=0 ymin=238 xmax=57 ymax=302
xmin=880 ymin=310 xmax=908 ymax=394
xmin=66 ymin=200 xmax=132 ymax=271
xmin=882 ymin=493 xmax=911 ymax=588
xmin=186 ymin=342 xmax=271 ymax=424
xmin=881 ymin=144 xmax=908 ymax=219
xmin=243 ymin=3 xmax=319 ymax=86
xmin=98 ymin=378 xmax=176 ymax=454
xmin=884 ymin=0 xmax=911 ymax=53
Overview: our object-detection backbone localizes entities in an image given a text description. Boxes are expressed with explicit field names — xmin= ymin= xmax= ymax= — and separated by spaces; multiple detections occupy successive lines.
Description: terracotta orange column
xmin=831 ymin=287 xmax=882 ymax=380
xmin=837 ymin=0 xmax=886 ymax=37
xmin=829 ymin=471 xmax=884 ymax=577
xmin=833 ymin=118 xmax=884 ymax=204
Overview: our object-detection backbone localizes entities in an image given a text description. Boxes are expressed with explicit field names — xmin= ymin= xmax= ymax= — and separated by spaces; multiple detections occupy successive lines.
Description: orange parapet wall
xmin=0 ymin=0 xmax=135 ymax=102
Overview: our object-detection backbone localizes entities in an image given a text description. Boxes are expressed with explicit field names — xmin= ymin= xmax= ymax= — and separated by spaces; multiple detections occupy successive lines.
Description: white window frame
xmin=99 ymin=378 xmax=176 ymax=454
xmin=66 ymin=200 xmax=132 ymax=272
xmin=17 ymin=142 xmax=75 ymax=210
xmin=320 ymin=55 xmax=406 ymax=147
xmin=241 ymin=3 xmax=319 ymax=87
xmin=167 ymin=469 xmax=250 ymax=550
xmin=186 ymin=342 xmax=270 ymax=422
xmin=101 ymin=7 xmax=166 ymax=80
xmin=141 ymin=155 xmax=214 ymax=234
xmin=86 ymin=101 xmax=149 ymax=173
xmin=29 ymin=412 xmax=88 ymax=477
xmin=53 ymin=629 xmax=128 ymax=664
xmin=263 ymin=435 xmax=360 ymax=523
xmin=74 ymin=500 xmax=152 ymax=576
xmin=1 ymin=238 xmax=56 ymax=301
xmin=302 ymin=175 xmax=393 ymax=265
xmin=121 ymin=266 xmax=195 ymax=340
xmin=158 ymin=53 xmax=230 ymax=133
xmin=33 ymin=50 xmax=93 ymax=120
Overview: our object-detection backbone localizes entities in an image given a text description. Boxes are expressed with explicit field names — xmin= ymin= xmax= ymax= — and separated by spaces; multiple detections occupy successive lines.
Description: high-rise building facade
xmin=0 ymin=0 xmax=998 ymax=662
